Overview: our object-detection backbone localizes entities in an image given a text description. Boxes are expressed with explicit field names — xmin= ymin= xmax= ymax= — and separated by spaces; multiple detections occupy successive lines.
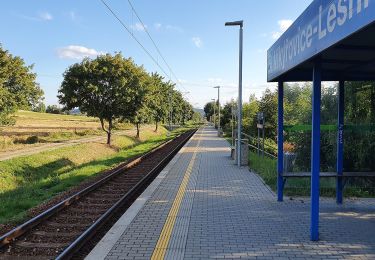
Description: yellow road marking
xmin=151 ymin=133 xmax=200 ymax=260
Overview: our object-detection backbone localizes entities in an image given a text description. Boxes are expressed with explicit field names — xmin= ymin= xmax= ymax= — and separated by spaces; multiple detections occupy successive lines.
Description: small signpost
xmin=257 ymin=112 xmax=265 ymax=158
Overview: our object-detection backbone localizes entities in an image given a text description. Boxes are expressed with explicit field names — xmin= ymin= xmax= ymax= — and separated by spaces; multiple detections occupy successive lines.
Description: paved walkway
xmin=87 ymin=126 xmax=375 ymax=260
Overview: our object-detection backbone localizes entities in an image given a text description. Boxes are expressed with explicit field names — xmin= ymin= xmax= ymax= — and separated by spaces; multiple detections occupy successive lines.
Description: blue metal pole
xmin=277 ymin=81 xmax=284 ymax=202
xmin=336 ymin=81 xmax=345 ymax=204
xmin=311 ymin=62 xmax=321 ymax=241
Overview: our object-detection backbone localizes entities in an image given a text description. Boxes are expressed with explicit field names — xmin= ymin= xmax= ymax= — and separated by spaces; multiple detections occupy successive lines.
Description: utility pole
xmin=169 ymin=90 xmax=172 ymax=131
xmin=214 ymin=86 xmax=221 ymax=134
xmin=231 ymin=103 xmax=234 ymax=147
xmin=211 ymin=98 xmax=216 ymax=126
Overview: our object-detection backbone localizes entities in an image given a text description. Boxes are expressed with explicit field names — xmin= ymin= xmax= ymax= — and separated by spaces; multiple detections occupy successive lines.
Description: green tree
xmin=58 ymin=53 xmax=144 ymax=145
xmin=284 ymin=83 xmax=311 ymax=125
xmin=46 ymin=105 xmax=62 ymax=114
xmin=148 ymin=73 xmax=170 ymax=132
xmin=171 ymin=90 xmax=184 ymax=124
xmin=343 ymin=82 xmax=375 ymax=173
xmin=192 ymin=111 xmax=203 ymax=124
xmin=33 ymin=101 xmax=46 ymax=113
xmin=181 ymin=101 xmax=193 ymax=125
xmin=0 ymin=45 xmax=44 ymax=124
xmin=0 ymin=87 xmax=16 ymax=125
xmin=204 ymin=101 xmax=217 ymax=121
xmin=242 ymin=95 xmax=259 ymax=136
xmin=132 ymin=105 xmax=151 ymax=138
xmin=129 ymin=71 xmax=152 ymax=138
xmin=259 ymin=89 xmax=278 ymax=139
xmin=220 ymin=99 xmax=236 ymax=132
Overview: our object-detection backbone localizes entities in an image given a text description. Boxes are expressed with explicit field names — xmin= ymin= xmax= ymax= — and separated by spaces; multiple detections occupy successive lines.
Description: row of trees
xmin=0 ymin=45 xmax=195 ymax=145
xmin=58 ymin=53 xmax=194 ymax=144
xmin=0 ymin=45 xmax=44 ymax=125
xmin=204 ymin=82 xmax=375 ymax=172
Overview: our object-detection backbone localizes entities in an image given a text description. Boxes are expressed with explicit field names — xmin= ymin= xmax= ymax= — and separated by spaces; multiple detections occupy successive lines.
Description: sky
xmin=0 ymin=0 xmax=312 ymax=108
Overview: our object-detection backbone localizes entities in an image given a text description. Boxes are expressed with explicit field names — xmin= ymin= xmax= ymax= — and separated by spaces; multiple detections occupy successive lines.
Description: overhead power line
xmin=126 ymin=0 xmax=188 ymax=93
xmin=100 ymin=0 xmax=171 ymax=84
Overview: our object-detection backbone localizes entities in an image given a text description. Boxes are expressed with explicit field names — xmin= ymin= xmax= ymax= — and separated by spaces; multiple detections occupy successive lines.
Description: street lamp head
xmin=213 ymin=86 xmax=220 ymax=89
xmin=225 ymin=20 xmax=243 ymax=27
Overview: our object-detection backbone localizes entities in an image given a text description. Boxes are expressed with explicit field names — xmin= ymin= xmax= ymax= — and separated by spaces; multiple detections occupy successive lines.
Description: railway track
xmin=0 ymin=129 xmax=196 ymax=259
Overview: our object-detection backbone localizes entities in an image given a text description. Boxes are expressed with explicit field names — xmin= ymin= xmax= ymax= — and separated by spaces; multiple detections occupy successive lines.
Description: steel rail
xmin=0 ymin=130 xmax=195 ymax=250
xmin=56 ymin=129 xmax=196 ymax=259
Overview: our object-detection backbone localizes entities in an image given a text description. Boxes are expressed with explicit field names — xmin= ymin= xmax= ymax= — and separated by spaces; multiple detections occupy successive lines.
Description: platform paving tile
xmin=105 ymin=127 xmax=375 ymax=260
xmin=105 ymin=130 xmax=201 ymax=260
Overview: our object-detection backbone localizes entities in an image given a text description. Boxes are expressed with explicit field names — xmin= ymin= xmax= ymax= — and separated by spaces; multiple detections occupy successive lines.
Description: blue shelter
xmin=267 ymin=0 xmax=375 ymax=241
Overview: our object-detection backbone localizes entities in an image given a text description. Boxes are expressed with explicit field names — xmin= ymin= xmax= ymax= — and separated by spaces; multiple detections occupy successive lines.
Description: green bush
xmin=26 ymin=136 xmax=39 ymax=144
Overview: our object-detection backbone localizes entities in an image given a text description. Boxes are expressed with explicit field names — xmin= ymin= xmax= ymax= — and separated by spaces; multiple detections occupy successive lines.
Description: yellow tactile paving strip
xmin=151 ymin=132 xmax=201 ymax=260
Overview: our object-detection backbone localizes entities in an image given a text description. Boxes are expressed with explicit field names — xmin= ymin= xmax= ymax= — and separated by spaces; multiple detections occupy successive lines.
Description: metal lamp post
xmin=225 ymin=20 xmax=243 ymax=167
xmin=214 ymin=86 xmax=221 ymax=135
xmin=168 ymin=90 xmax=172 ymax=132
xmin=211 ymin=98 xmax=216 ymax=126
xmin=231 ymin=104 xmax=234 ymax=147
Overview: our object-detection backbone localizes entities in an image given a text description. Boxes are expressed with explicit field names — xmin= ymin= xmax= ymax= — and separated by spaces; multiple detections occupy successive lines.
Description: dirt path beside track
xmin=0 ymin=129 xmax=135 ymax=162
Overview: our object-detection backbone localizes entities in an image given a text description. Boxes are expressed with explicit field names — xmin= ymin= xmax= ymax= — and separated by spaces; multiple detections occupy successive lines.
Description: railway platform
xmin=87 ymin=126 xmax=375 ymax=260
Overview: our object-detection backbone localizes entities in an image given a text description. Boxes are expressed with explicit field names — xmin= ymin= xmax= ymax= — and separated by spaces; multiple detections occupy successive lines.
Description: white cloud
xmin=178 ymin=79 xmax=188 ymax=84
xmin=39 ymin=12 xmax=53 ymax=21
xmin=69 ymin=11 xmax=77 ymax=21
xmin=165 ymin=24 xmax=183 ymax=33
xmin=131 ymin=22 xmax=147 ymax=32
xmin=154 ymin=23 xmax=162 ymax=30
xmin=192 ymin=37 xmax=203 ymax=48
xmin=15 ymin=11 xmax=53 ymax=22
xmin=256 ymin=48 xmax=267 ymax=53
xmin=56 ymin=45 xmax=104 ymax=60
xmin=278 ymin=19 xmax=293 ymax=32
xmin=152 ymin=23 xmax=183 ymax=33
xmin=65 ymin=11 xmax=84 ymax=25
xmin=272 ymin=31 xmax=282 ymax=39
xmin=207 ymin=78 xmax=223 ymax=84
xmin=272 ymin=19 xmax=293 ymax=39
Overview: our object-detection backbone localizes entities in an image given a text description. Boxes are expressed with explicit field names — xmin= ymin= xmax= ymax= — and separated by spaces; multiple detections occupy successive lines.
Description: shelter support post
xmin=277 ymin=81 xmax=284 ymax=202
xmin=336 ymin=81 xmax=345 ymax=204
xmin=311 ymin=61 xmax=321 ymax=241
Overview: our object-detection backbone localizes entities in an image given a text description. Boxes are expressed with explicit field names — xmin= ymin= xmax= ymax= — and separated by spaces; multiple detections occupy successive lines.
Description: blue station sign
xmin=267 ymin=0 xmax=375 ymax=82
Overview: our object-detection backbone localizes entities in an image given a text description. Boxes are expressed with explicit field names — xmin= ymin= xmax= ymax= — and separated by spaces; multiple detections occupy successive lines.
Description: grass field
xmin=3 ymin=110 xmax=101 ymax=132
xmin=0 ymin=110 xmax=133 ymax=151
xmin=0 ymin=125 xmax=194 ymax=224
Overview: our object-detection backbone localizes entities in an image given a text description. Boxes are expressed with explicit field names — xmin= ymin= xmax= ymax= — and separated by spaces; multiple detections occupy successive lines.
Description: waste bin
xmin=231 ymin=146 xmax=235 ymax=159
xmin=218 ymin=129 xmax=223 ymax=137
xmin=234 ymin=139 xmax=249 ymax=166
xmin=283 ymin=152 xmax=296 ymax=173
